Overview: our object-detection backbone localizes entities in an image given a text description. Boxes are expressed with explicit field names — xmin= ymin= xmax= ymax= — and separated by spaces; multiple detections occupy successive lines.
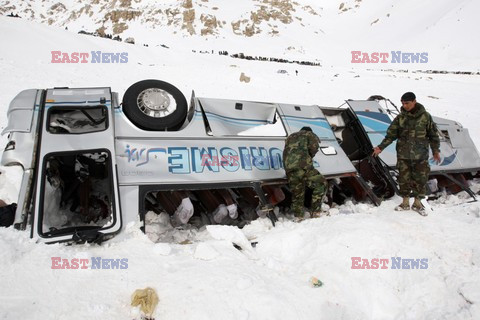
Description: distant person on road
xmin=283 ymin=127 xmax=327 ymax=218
xmin=373 ymin=92 xmax=441 ymax=215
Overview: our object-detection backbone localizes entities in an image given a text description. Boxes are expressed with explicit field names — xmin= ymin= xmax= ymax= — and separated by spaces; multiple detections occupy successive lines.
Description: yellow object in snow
xmin=310 ymin=276 xmax=323 ymax=287
xmin=131 ymin=287 xmax=159 ymax=317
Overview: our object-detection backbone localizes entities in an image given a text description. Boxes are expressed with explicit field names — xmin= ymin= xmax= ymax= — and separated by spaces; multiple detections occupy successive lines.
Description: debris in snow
xmin=131 ymin=287 xmax=159 ymax=319
xmin=125 ymin=37 xmax=135 ymax=44
xmin=310 ymin=276 xmax=323 ymax=287
xmin=239 ymin=72 xmax=251 ymax=83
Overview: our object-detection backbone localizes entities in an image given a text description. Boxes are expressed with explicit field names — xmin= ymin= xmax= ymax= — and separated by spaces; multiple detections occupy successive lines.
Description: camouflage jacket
xmin=283 ymin=130 xmax=320 ymax=172
xmin=378 ymin=103 xmax=440 ymax=160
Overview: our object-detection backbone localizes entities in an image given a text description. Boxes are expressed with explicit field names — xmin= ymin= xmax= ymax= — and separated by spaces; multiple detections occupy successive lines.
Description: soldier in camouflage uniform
xmin=283 ymin=126 xmax=328 ymax=218
xmin=373 ymin=92 xmax=441 ymax=215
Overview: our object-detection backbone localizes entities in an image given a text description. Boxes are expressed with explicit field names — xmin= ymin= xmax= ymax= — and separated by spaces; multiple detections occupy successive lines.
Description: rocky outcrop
xmin=5 ymin=0 xmax=325 ymax=38
xmin=164 ymin=8 xmax=181 ymax=26
xmin=48 ymin=2 xmax=68 ymax=24
xmin=231 ymin=20 xmax=245 ymax=36
xmin=232 ymin=0 xmax=297 ymax=36
xmin=118 ymin=0 xmax=132 ymax=7
xmin=182 ymin=8 xmax=196 ymax=35
xmin=183 ymin=0 xmax=193 ymax=9
xmin=50 ymin=3 xmax=67 ymax=13
xmin=339 ymin=0 xmax=362 ymax=13
xmin=303 ymin=5 xmax=318 ymax=15
xmin=200 ymin=14 xmax=220 ymax=36
xmin=104 ymin=10 xmax=141 ymax=23
xmin=68 ymin=4 xmax=93 ymax=22
xmin=113 ymin=22 xmax=128 ymax=34
xmin=96 ymin=26 xmax=107 ymax=36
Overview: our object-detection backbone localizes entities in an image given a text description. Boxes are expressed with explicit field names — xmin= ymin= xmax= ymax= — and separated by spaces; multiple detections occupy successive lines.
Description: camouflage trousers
xmin=286 ymin=168 xmax=327 ymax=217
xmin=397 ymin=159 xmax=430 ymax=199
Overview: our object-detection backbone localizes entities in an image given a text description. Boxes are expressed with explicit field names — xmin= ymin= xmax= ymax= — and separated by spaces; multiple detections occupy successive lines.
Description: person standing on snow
xmin=283 ymin=126 xmax=328 ymax=218
xmin=372 ymin=92 xmax=441 ymax=215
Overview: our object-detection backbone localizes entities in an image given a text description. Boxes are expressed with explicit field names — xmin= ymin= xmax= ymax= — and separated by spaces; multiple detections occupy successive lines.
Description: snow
xmin=1 ymin=193 xmax=480 ymax=319
xmin=1 ymin=5 xmax=480 ymax=319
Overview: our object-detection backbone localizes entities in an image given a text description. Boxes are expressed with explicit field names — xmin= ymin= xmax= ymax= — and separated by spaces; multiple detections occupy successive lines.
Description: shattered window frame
xmin=38 ymin=148 xmax=118 ymax=238
xmin=47 ymin=105 xmax=109 ymax=135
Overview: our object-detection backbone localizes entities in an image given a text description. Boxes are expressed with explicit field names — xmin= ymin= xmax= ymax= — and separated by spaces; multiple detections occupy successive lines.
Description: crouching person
xmin=283 ymin=126 xmax=327 ymax=218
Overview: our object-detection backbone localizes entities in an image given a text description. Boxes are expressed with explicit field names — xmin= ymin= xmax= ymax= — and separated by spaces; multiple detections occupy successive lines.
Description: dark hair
xmin=301 ymin=126 xmax=313 ymax=132
xmin=401 ymin=92 xmax=416 ymax=102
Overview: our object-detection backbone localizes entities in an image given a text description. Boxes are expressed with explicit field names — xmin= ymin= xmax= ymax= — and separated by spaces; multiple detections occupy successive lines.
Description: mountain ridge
xmin=1 ymin=0 xmax=479 ymax=71
xmin=0 ymin=0 xmax=325 ymax=38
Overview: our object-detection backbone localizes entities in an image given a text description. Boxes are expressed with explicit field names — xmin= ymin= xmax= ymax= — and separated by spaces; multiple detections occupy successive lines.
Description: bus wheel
xmin=122 ymin=79 xmax=188 ymax=131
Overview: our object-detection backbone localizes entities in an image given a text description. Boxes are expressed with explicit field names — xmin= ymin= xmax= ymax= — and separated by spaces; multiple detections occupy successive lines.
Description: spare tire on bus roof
xmin=122 ymin=79 xmax=188 ymax=131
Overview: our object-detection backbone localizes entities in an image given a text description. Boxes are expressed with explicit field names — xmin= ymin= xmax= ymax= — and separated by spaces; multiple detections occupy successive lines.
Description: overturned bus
xmin=2 ymin=80 xmax=479 ymax=244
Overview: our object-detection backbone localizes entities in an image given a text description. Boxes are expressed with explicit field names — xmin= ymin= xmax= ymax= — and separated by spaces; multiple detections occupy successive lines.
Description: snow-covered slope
xmin=1 ymin=10 xmax=480 ymax=320
xmin=1 ymin=197 xmax=480 ymax=319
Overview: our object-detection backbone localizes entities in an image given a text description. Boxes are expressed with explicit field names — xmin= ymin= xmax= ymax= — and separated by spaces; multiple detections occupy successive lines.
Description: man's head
xmin=401 ymin=92 xmax=417 ymax=111
xmin=301 ymin=126 xmax=313 ymax=132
